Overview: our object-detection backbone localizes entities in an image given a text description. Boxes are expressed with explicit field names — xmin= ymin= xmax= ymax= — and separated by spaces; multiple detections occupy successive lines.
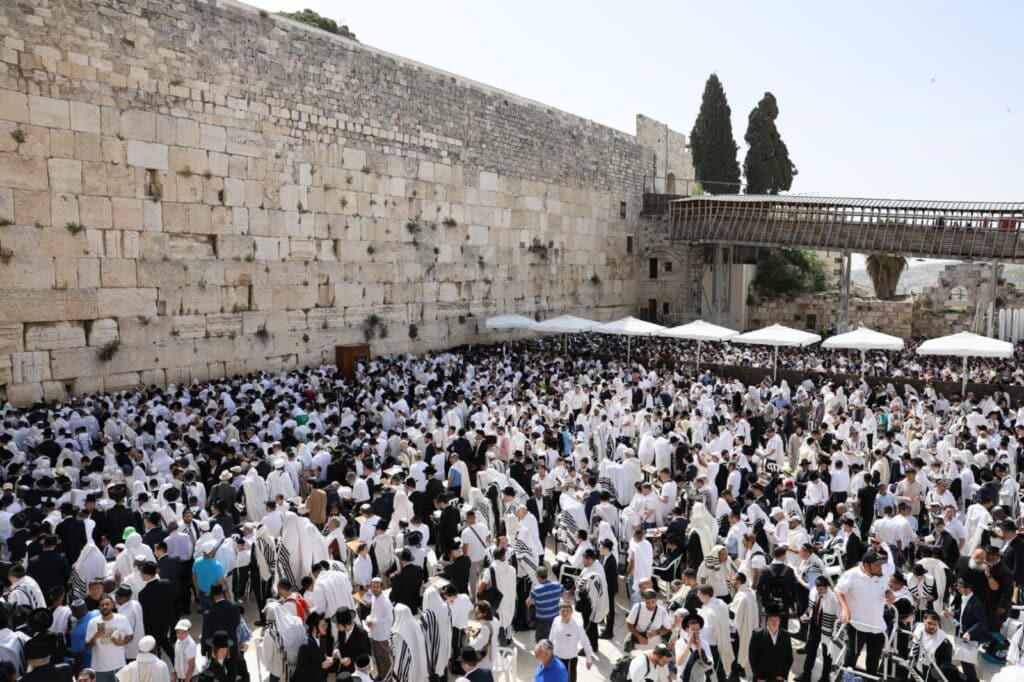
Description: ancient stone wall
xmin=748 ymin=294 xmax=915 ymax=338
xmin=0 ymin=0 xmax=687 ymax=404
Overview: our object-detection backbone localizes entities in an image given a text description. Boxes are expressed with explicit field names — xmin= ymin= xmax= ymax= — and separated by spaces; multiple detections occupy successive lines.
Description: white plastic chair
xmin=495 ymin=646 xmax=517 ymax=682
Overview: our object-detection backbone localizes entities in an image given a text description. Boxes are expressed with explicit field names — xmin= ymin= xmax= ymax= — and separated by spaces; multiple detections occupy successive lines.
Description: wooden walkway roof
xmin=664 ymin=194 xmax=1024 ymax=260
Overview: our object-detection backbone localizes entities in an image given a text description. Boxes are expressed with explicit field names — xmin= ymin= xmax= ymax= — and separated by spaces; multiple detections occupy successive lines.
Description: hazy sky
xmin=252 ymin=0 xmax=1021 ymax=273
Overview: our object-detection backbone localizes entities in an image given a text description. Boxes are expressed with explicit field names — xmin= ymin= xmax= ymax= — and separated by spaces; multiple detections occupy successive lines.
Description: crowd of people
xmin=0 ymin=335 xmax=1022 ymax=682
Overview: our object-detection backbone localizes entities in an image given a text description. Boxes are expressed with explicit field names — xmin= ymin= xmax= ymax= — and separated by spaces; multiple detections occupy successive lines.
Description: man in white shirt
xmin=365 ymin=578 xmax=393 ymax=680
xmin=86 ymin=595 xmax=134 ymax=681
xmin=628 ymin=644 xmax=672 ymax=682
xmin=173 ymin=619 xmax=196 ymax=682
xmin=549 ymin=601 xmax=593 ymax=681
xmin=459 ymin=510 xmax=490 ymax=599
xmin=625 ymin=590 xmax=672 ymax=651
xmin=835 ymin=546 xmax=893 ymax=677
xmin=627 ymin=529 xmax=654 ymax=600
xmin=114 ymin=585 xmax=146 ymax=662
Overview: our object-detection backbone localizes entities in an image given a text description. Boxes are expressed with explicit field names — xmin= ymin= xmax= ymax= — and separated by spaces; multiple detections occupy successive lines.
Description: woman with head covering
xmin=389 ymin=603 xmax=427 ymax=682
xmin=421 ymin=586 xmax=452 ymax=681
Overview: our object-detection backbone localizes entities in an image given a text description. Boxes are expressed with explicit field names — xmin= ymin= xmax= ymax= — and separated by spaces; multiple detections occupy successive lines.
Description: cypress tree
xmin=689 ymin=74 xmax=741 ymax=195
xmin=743 ymin=92 xmax=797 ymax=194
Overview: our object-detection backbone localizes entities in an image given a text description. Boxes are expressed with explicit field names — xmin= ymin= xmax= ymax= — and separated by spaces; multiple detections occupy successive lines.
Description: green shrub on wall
xmin=752 ymin=248 xmax=830 ymax=300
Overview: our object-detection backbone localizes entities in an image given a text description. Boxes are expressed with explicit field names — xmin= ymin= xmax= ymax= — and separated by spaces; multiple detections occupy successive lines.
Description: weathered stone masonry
xmin=0 ymin=0 xmax=693 ymax=404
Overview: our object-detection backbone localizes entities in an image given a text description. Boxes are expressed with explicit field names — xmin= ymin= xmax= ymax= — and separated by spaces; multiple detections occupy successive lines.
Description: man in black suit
xmin=441 ymin=542 xmax=471 ymax=594
xmin=334 ymin=607 xmax=372 ymax=674
xmin=201 ymin=584 xmax=241 ymax=680
xmin=7 ymin=514 xmax=31 ymax=562
xmin=1000 ymin=519 xmax=1024 ymax=603
xmin=54 ymin=503 xmax=87 ymax=565
xmin=458 ymin=646 xmax=494 ymax=682
xmin=103 ymin=488 xmax=136 ymax=542
xmin=749 ymin=609 xmax=794 ymax=682
xmin=153 ymin=541 xmax=183 ymax=619
xmin=389 ymin=548 xmax=425 ymax=614
xmin=138 ymin=561 xmax=175 ymax=660
xmin=598 ymin=538 xmax=618 ymax=638
xmin=527 ymin=485 xmax=551 ymax=547
xmin=757 ymin=547 xmax=798 ymax=631
xmin=840 ymin=518 xmax=865 ymax=569
xmin=955 ymin=579 xmax=989 ymax=682
xmin=26 ymin=534 xmax=69 ymax=599
xmin=435 ymin=495 xmax=461 ymax=560
xmin=141 ymin=512 xmax=168 ymax=550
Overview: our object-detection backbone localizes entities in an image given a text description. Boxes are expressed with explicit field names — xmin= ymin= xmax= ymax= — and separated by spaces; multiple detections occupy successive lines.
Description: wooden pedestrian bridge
xmin=642 ymin=193 xmax=1024 ymax=261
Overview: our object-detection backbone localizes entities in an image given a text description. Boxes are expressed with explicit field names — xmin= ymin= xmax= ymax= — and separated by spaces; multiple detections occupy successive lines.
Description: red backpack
xmin=285 ymin=594 xmax=309 ymax=621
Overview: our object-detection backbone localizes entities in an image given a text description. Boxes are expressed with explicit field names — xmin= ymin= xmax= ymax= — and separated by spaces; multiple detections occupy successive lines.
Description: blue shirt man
xmin=534 ymin=640 xmax=568 ymax=682
xmin=69 ymin=606 xmax=99 ymax=669
xmin=527 ymin=567 xmax=564 ymax=642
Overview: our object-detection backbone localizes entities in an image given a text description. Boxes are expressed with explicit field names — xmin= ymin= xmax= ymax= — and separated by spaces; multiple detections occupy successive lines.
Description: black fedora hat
xmin=206 ymin=630 xmax=235 ymax=649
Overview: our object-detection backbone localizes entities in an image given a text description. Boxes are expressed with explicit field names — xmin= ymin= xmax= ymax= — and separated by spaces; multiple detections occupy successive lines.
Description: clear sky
xmin=251 ymin=1 xmax=1023 ymax=203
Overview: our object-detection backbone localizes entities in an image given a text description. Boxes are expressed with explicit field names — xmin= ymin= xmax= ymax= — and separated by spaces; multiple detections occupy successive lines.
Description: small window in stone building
xmin=620 ymin=201 xmax=627 ymax=219
xmin=145 ymin=169 xmax=163 ymax=201
xmin=950 ymin=286 xmax=968 ymax=301
xmin=664 ymin=261 xmax=673 ymax=273
xmin=649 ymin=258 xmax=658 ymax=279
xmin=662 ymin=302 xmax=670 ymax=315
xmin=627 ymin=236 xmax=634 ymax=254
xmin=806 ymin=314 xmax=817 ymax=330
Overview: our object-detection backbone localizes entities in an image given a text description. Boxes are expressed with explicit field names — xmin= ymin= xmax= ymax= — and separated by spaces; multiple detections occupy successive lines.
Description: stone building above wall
xmin=0 ymin=0 xmax=692 ymax=404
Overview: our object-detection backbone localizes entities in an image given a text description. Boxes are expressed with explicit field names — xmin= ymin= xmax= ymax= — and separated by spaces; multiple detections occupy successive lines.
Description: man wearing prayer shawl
xmin=421 ymin=586 xmax=452 ymax=682
xmin=574 ymin=549 xmax=609 ymax=651
xmin=729 ymin=572 xmax=758 ymax=679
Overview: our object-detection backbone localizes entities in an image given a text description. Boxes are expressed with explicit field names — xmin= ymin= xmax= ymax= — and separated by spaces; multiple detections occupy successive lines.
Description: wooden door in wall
xmin=335 ymin=345 xmax=370 ymax=380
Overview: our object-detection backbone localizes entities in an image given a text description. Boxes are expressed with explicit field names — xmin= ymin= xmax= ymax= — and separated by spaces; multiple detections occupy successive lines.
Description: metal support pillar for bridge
xmin=711 ymin=243 xmax=725 ymax=325
xmin=838 ymin=250 xmax=852 ymax=332
xmin=988 ymin=261 xmax=1001 ymax=337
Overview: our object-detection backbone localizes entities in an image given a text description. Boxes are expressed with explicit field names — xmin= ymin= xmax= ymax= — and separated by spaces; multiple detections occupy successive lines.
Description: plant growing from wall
xmin=277 ymin=9 xmax=357 ymax=40
xmin=98 ymin=340 xmax=120 ymax=362
xmin=362 ymin=314 xmax=385 ymax=342
xmin=10 ymin=128 xmax=25 ymax=144
xmin=0 ymin=217 xmax=13 ymax=227
xmin=865 ymin=255 xmax=908 ymax=300
xmin=442 ymin=217 xmax=457 ymax=227
xmin=408 ymin=323 xmax=418 ymax=339
xmin=527 ymin=238 xmax=549 ymax=260
xmin=65 ymin=222 xmax=84 ymax=235
xmin=0 ymin=243 xmax=12 ymax=265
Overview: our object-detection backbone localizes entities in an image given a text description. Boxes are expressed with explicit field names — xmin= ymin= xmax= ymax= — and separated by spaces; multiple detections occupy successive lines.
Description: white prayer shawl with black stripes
xmin=9 ymin=578 xmax=44 ymax=609
xmin=389 ymin=604 xmax=427 ymax=682
xmin=371 ymin=533 xmax=395 ymax=576
xmin=277 ymin=514 xmax=303 ymax=587
xmin=513 ymin=526 xmax=540 ymax=582
xmin=576 ymin=564 xmax=609 ymax=624
xmin=422 ymin=586 xmax=451 ymax=677
xmin=909 ymin=574 xmax=938 ymax=611
xmin=557 ymin=492 xmax=587 ymax=551
xmin=254 ymin=532 xmax=276 ymax=582
xmin=71 ymin=543 xmax=107 ymax=599
xmin=908 ymin=622 xmax=953 ymax=675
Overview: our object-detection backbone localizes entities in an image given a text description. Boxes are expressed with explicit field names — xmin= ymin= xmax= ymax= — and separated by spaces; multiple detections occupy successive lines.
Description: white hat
xmin=138 ymin=635 xmax=157 ymax=653
xmin=175 ymin=619 xmax=191 ymax=631
xmin=219 ymin=471 xmax=232 ymax=482
xmin=199 ymin=539 xmax=217 ymax=554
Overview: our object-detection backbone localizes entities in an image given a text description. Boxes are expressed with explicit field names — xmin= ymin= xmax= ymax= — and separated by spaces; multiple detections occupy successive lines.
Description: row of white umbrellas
xmin=485 ymin=313 xmax=1014 ymax=392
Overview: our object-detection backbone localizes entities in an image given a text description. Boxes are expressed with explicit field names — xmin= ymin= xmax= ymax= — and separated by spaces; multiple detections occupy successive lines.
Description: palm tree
xmin=865 ymin=254 xmax=907 ymax=300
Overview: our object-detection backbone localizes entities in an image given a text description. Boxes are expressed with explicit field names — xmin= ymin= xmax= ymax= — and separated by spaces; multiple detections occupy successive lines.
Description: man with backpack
xmin=609 ymin=643 xmax=672 ymax=682
xmin=625 ymin=589 xmax=672 ymax=651
xmin=756 ymin=546 xmax=798 ymax=630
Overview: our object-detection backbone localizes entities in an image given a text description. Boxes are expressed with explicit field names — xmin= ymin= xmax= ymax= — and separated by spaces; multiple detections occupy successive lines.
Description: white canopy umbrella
xmin=821 ymin=325 xmax=905 ymax=378
xmin=732 ymin=323 xmax=822 ymax=381
xmin=530 ymin=314 xmax=599 ymax=353
xmin=485 ymin=314 xmax=536 ymax=330
xmin=916 ymin=330 xmax=1013 ymax=394
xmin=591 ymin=316 xmax=666 ymax=363
xmin=658 ymin=319 xmax=738 ymax=371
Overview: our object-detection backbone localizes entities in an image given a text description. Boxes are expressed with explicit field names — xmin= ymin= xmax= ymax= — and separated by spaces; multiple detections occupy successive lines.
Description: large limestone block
xmin=78 ymin=196 xmax=113 ymax=229
xmin=200 ymin=124 xmax=226 ymax=152
xmin=97 ymin=288 xmax=157 ymax=317
xmin=11 ymin=351 xmax=51 ymax=383
xmin=41 ymin=380 xmax=67 ymax=403
xmin=0 ymin=153 xmax=47 ymax=191
xmin=100 ymin=259 xmax=137 ymax=287
xmin=28 ymin=95 xmax=69 ymax=128
xmin=25 ymin=322 xmax=86 ymax=351
xmin=69 ymin=102 xmax=101 ymax=134
xmin=0 ymin=289 xmax=98 ymax=322
xmin=87 ymin=318 xmax=119 ymax=346
xmin=6 ymin=382 xmax=43 ymax=407
xmin=206 ymin=313 xmax=242 ymax=337
xmin=71 ymin=376 xmax=104 ymax=396
xmin=0 ymin=89 xmax=29 ymax=124
xmin=0 ymin=256 xmax=55 ymax=289
xmin=168 ymin=234 xmax=215 ymax=259
xmin=126 ymin=140 xmax=168 ymax=170
xmin=105 ymin=372 xmax=140 ymax=391
xmin=226 ymin=127 xmax=262 ymax=157
xmin=0 ymin=323 xmax=22 ymax=355
xmin=121 ymin=110 xmax=156 ymax=141
xmin=47 ymin=158 xmax=82 ymax=193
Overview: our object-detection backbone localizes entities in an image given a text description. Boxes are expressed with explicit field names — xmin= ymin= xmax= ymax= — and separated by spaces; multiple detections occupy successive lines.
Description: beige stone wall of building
xmin=748 ymin=294 xmax=915 ymax=338
xmin=635 ymin=115 xmax=695 ymax=195
xmin=0 ymin=0 xmax=690 ymax=404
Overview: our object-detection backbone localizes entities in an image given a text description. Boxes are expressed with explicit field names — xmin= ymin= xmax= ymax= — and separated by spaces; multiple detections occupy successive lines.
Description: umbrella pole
xmin=627 ymin=336 xmax=631 ymax=365
xmin=773 ymin=345 xmax=779 ymax=383
xmin=563 ymin=333 xmax=567 ymax=354
xmin=696 ymin=340 xmax=702 ymax=372
xmin=962 ymin=356 xmax=968 ymax=396
xmin=861 ymin=349 xmax=866 ymax=380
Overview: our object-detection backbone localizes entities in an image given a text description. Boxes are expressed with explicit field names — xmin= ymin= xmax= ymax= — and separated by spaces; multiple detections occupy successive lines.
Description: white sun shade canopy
xmin=591 ymin=316 xmax=667 ymax=337
xmin=821 ymin=326 xmax=905 ymax=352
xmin=658 ymin=319 xmax=739 ymax=342
xmin=733 ymin=323 xmax=821 ymax=348
xmin=485 ymin=314 xmax=536 ymax=330
xmin=529 ymin=314 xmax=599 ymax=334
xmin=916 ymin=331 xmax=1013 ymax=358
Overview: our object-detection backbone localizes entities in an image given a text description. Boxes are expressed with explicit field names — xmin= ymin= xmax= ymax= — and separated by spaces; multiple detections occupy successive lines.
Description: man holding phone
xmin=85 ymin=595 xmax=134 ymax=682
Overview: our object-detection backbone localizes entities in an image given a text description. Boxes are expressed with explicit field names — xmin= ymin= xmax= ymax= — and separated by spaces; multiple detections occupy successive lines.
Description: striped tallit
xmin=275 ymin=542 xmax=297 ymax=587
xmin=390 ymin=633 xmax=412 ymax=682
xmin=420 ymin=609 xmax=443 ymax=677
xmin=254 ymin=534 xmax=276 ymax=581
xmin=512 ymin=536 xmax=538 ymax=581
xmin=558 ymin=508 xmax=580 ymax=550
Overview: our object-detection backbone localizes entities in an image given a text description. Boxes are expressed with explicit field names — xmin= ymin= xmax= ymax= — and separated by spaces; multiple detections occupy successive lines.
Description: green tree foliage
xmin=278 ymin=9 xmax=357 ymax=41
xmin=752 ymin=249 xmax=831 ymax=299
xmin=865 ymin=255 xmax=908 ymax=300
xmin=689 ymin=74 xmax=741 ymax=195
xmin=743 ymin=92 xmax=797 ymax=195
